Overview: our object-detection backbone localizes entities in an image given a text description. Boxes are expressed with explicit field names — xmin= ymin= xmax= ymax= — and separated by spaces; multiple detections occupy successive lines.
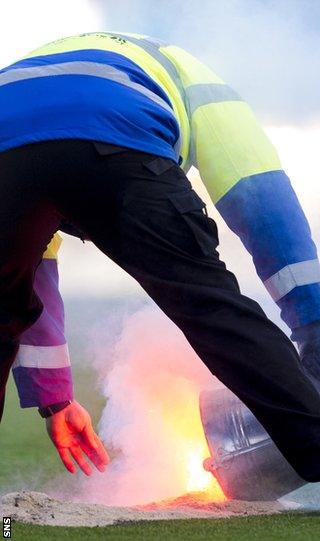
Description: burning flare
xmin=75 ymin=307 xmax=226 ymax=506
xmin=161 ymin=381 xmax=225 ymax=502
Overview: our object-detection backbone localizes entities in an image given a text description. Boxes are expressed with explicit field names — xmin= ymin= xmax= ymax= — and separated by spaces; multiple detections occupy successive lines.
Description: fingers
xmin=69 ymin=446 xmax=92 ymax=476
xmin=53 ymin=409 xmax=110 ymax=475
xmin=82 ymin=423 xmax=98 ymax=450
xmin=80 ymin=433 xmax=110 ymax=472
xmin=57 ymin=448 xmax=76 ymax=474
xmin=58 ymin=446 xmax=92 ymax=476
xmin=93 ymin=436 xmax=110 ymax=470
xmin=96 ymin=438 xmax=110 ymax=468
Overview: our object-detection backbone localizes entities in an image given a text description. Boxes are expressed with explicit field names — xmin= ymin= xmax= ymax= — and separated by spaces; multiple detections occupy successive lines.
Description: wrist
xmin=38 ymin=400 xmax=72 ymax=418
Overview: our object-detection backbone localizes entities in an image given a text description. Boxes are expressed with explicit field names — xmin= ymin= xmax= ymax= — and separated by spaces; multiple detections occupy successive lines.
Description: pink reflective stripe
xmin=12 ymin=344 xmax=70 ymax=369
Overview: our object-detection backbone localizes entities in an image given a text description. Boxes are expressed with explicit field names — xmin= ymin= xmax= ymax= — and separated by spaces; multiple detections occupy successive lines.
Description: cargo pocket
xmin=168 ymin=191 xmax=218 ymax=257
xmin=142 ymin=156 xmax=176 ymax=176
xmin=92 ymin=141 xmax=129 ymax=156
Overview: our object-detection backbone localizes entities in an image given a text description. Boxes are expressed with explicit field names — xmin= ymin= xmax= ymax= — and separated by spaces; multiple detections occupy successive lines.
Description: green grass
xmin=8 ymin=514 xmax=320 ymax=541
xmin=1 ymin=332 xmax=320 ymax=540
xmin=0 ymin=368 xmax=105 ymax=493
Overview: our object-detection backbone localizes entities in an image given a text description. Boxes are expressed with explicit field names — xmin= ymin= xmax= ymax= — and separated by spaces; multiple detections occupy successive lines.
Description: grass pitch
xmin=9 ymin=514 xmax=320 ymax=541
xmin=1 ymin=340 xmax=320 ymax=540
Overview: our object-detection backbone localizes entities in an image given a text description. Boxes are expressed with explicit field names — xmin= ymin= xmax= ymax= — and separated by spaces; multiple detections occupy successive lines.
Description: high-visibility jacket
xmin=3 ymin=32 xmax=319 ymax=408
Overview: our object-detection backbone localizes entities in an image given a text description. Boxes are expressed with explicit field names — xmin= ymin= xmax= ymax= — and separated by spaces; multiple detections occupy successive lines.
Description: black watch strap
xmin=38 ymin=400 xmax=72 ymax=418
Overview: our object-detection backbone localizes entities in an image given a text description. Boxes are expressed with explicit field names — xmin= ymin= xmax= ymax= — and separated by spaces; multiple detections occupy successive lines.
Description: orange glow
xmin=182 ymin=416 xmax=225 ymax=502
xmin=88 ymin=308 xmax=227 ymax=507
xmin=155 ymin=376 xmax=226 ymax=503
xmin=186 ymin=444 xmax=224 ymax=501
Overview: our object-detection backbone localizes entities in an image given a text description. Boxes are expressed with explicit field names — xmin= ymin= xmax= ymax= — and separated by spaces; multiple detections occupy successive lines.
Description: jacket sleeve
xmin=12 ymin=234 xmax=74 ymax=408
xmin=160 ymin=45 xmax=320 ymax=332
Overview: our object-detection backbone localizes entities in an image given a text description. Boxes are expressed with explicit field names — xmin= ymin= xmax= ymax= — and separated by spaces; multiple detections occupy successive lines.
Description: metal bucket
xmin=200 ymin=387 xmax=306 ymax=501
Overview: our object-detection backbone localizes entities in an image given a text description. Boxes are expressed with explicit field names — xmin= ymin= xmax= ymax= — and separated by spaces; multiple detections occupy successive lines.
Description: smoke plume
xmin=71 ymin=305 xmax=224 ymax=506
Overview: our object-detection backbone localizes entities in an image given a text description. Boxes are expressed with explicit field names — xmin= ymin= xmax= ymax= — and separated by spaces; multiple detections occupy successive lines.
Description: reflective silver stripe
xmin=113 ymin=33 xmax=185 ymax=160
xmin=0 ymin=61 xmax=174 ymax=115
xmin=186 ymin=83 xmax=242 ymax=115
xmin=113 ymin=33 xmax=183 ymax=92
xmin=12 ymin=344 xmax=70 ymax=369
xmin=264 ymin=259 xmax=320 ymax=301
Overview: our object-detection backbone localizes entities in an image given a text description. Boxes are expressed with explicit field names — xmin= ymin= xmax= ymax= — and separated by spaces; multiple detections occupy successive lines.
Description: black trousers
xmin=0 ymin=139 xmax=320 ymax=482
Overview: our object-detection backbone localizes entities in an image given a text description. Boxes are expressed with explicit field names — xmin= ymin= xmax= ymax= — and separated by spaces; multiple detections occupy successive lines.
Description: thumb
xmin=82 ymin=423 xmax=99 ymax=449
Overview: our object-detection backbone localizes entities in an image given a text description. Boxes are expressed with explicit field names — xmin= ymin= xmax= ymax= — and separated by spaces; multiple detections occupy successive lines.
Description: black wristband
xmin=38 ymin=400 xmax=72 ymax=418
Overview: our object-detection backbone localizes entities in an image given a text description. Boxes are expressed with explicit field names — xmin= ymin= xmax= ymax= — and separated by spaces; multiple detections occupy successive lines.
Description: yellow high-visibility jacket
xmin=3 ymin=32 xmax=318 ymax=407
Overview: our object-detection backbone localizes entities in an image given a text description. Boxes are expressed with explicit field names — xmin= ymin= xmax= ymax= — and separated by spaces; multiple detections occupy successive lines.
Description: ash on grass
xmin=1 ymin=491 xmax=285 ymax=527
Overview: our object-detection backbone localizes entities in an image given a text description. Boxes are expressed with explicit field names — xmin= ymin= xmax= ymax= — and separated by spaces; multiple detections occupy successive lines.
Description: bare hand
xmin=46 ymin=400 xmax=109 ymax=475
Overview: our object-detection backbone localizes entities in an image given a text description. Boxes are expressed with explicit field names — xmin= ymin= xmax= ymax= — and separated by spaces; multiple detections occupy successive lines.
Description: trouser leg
xmin=25 ymin=140 xmax=320 ymax=481
xmin=0 ymin=145 xmax=61 ymax=422
xmin=68 ymin=148 xmax=320 ymax=482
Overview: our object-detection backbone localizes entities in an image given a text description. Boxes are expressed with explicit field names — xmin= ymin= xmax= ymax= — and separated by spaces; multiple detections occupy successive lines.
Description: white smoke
xmin=69 ymin=305 xmax=222 ymax=506
xmin=94 ymin=0 xmax=320 ymax=125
